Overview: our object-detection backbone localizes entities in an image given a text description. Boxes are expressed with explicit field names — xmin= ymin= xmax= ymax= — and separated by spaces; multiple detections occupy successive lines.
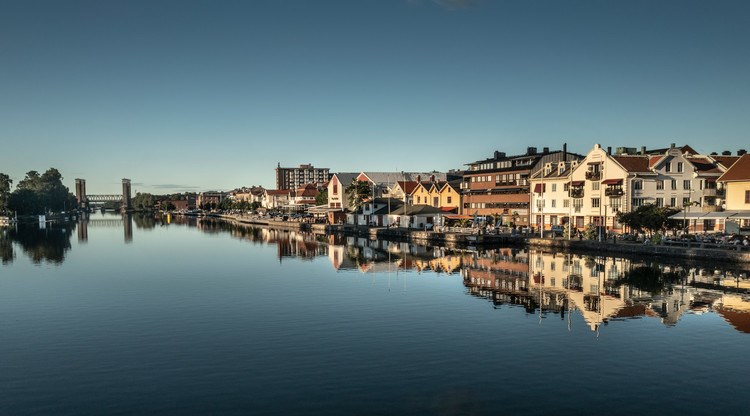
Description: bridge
xmin=75 ymin=178 xmax=133 ymax=211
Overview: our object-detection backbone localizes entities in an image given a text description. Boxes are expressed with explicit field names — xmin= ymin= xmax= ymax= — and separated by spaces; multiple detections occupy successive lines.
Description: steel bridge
xmin=75 ymin=178 xmax=133 ymax=211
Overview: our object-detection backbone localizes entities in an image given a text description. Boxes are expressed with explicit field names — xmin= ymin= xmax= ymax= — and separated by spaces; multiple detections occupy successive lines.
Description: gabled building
xmin=560 ymin=143 xmax=739 ymax=233
xmin=327 ymin=172 xmax=359 ymax=210
xmin=718 ymin=154 xmax=750 ymax=232
xmin=462 ymin=145 xmax=581 ymax=226
xmin=529 ymin=160 xmax=581 ymax=232
xmin=263 ymin=189 xmax=291 ymax=210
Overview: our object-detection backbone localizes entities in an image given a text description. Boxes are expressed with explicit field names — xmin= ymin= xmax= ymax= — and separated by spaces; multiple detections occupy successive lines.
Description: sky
xmin=1 ymin=0 xmax=749 ymax=194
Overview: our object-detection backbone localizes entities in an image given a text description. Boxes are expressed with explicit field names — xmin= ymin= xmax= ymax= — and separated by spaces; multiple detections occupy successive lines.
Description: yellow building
xmin=719 ymin=154 xmax=750 ymax=211
xmin=438 ymin=181 xmax=461 ymax=213
xmin=718 ymin=154 xmax=750 ymax=231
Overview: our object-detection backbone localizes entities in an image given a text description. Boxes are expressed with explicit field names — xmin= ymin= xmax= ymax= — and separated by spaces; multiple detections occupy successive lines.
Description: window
xmin=633 ymin=180 xmax=643 ymax=190
xmin=657 ymin=180 xmax=664 ymax=190
xmin=671 ymin=180 xmax=677 ymax=190
xmin=447 ymin=196 xmax=452 ymax=204
xmin=683 ymin=180 xmax=691 ymax=190
xmin=632 ymin=198 xmax=644 ymax=207
xmin=333 ymin=184 xmax=338 ymax=194
xmin=655 ymin=197 xmax=663 ymax=207
xmin=433 ymin=197 xmax=438 ymax=206
xmin=563 ymin=199 xmax=570 ymax=208
xmin=610 ymin=199 xmax=622 ymax=212
xmin=592 ymin=182 xmax=600 ymax=191
xmin=665 ymin=162 xmax=672 ymax=172
xmin=670 ymin=197 xmax=676 ymax=207
xmin=592 ymin=198 xmax=600 ymax=208
xmin=551 ymin=200 xmax=557 ymax=208
xmin=551 ymin=184 xmax=557 ymax=192
xmin=746 ymin=190 xmax=750 ymax=204
xmin=683 ymin=197 xmax=690 ymax=206
xmin=677 ymin=162 xmax=683 ymax=173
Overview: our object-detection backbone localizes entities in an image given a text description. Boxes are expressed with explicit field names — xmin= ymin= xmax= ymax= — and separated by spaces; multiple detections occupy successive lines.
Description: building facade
xmin=276 ymin=163 xmax=330 ymax=191
xmin=462 ymin=145 xmax=580 ymax=226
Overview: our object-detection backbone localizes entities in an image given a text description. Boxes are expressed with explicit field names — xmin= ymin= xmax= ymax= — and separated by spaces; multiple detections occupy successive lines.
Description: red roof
xmin=397 ymin=181 xmax=419 ymax=194
xmin=601 ymin=179 xmax=623 ymax=185
xmin=570 ymin=180 xmax=585 ymax=186
xmin=718 ymin=154 xmax=750 ymax=182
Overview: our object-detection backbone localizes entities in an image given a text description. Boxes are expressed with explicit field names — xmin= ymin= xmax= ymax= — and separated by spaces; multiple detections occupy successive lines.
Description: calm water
xmin=1 ymin=213 xmax=749 ymax=415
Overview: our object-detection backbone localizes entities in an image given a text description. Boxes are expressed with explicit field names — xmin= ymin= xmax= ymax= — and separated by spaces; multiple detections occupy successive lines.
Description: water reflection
xmin=0 ymin=222 xmax=74 ymax=265
xmin=3 ymin=215 xmax=749 ymax=334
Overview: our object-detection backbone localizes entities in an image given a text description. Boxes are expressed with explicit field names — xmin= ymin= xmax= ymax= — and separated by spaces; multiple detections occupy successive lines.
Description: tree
xmin=7 ymin=168 xmax=76 ymax=215
xmin=0 ymin=173 xmax=12 ymax=214
xmin=616 ymin=204 xmax=680 ymax=236
xmin=315 ymin=189 xmax=328 ymax=206
xmin=132 ymin=192 xmax=155 ymax=211
xmin=346 ymin=180 xmax=372 ymax=210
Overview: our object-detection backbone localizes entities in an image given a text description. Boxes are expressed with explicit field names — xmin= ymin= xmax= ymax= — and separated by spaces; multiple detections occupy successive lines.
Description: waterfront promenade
xmin=201 ymin=213 xmax=750 ymax=264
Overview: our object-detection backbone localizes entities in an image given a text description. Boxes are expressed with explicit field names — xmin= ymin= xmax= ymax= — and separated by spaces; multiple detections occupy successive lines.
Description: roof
xmin=331 ymin=172 xmax=359 ymax=186
xmin=361 ymin=172 xmax=447 ymax=185
xmin=389 ymin=205 xmax=447 ymax=216
xmin=266 ymin=189 xmax=290 ymax=196
xmin=718 ymin=154 xmax=750 ymax=182
xmin=612 ymin=156 xmax=651 ymax=173
xmin=396 ymin=181 xmax=419 ymax=194
xmin=688 ymin=157 xmax=723 ymax=174
xmin=712 ymin=156 xmax=740 ymax=169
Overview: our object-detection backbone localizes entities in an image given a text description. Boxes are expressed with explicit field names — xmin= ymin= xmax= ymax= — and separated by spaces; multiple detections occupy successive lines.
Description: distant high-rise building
xmin=275 ymin=163 xmax=330 ymax=190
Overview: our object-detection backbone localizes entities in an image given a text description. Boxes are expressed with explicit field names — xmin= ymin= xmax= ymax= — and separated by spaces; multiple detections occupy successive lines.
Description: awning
xmin=533 ymin=184 xmax=546 ymax=193
xmin=601 ymin=179 xmax=623 ymax=185
xmin=728 ymin=211 xmax=750 ymax=219
xmin=570 ymin=181 xmax=585 ymax=186
xmin=702 ymin=211 xmax=737 ymax=219
xmin=669 ymin=212 xmax=707 ymax=219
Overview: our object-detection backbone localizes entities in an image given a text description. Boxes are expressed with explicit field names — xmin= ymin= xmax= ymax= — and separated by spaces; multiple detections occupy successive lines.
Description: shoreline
xmin=202 ymin=213 xmax=750 ymax=264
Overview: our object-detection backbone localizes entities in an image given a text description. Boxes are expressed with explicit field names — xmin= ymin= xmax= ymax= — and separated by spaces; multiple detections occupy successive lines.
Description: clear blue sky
xmin=1 ymin=0 xmax=749 ymax=194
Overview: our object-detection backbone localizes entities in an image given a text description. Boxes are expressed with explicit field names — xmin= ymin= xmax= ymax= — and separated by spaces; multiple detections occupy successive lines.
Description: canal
xmin=1 ymin=213 xmax=748 ymax=415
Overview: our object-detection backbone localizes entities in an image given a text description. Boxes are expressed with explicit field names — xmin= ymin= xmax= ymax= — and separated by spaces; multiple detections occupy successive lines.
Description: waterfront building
xmin=275 ymin=163 xmax=330 ymax=191
xmin=262 ymin=189 xmax=291 ymax=210
xmin=462 ymin=145 xmax=581 ymax=227
xmin=196 ymin=191 xmax=227 ymax=209
xmin=564 ymin=144 xmax=740 ymax=233
xmin=718 ymin=153 xmax=750 ymax=232
xmin=230 ymin=186 xmax=266 ymax=205
xmin=529 ymin=160 xmax=581 ymax=233
xmin=289 ymin=183 xmax=320 ymax=210
xmin=327 ymin=173 xmax=359 ymax=210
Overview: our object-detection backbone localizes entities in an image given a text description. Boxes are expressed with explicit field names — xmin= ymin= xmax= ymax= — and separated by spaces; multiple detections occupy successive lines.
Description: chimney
xmin=722 ymin=150 xmax=732 ymax=156
xmin=640 ymin=146 xmax=646 ymax=155
xmin=417 ymin=175 xmax=421 ymax=183
xmin=494 ymin=150 xmax=501 ymax=160
xmin=670 ymin=143 xmax=676 ymax=149
xmin=430 ymin=174 xmax=435 ymax=182
xmin=607 ymin=146 xmax=612 ymax=155
xmin=563 ymin=143 xmax=568 ymax=160
xmin=527 ymin=147 xmax=537 ymax=155
xmin=738 ymin=149 xmax=747 ymax=156
xmin=543 ymin=147 xmax=549 ymax=154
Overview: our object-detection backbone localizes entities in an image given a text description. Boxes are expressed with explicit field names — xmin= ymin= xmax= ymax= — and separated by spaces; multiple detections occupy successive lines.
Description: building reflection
xmin=77 ymin=213 xmax=134 ymax=243
xmin=0 ymin=221 xmax=74 ymax=265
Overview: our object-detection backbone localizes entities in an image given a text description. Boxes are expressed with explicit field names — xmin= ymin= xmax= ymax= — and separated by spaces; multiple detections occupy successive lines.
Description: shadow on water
xmin=0 ymin=222 xmax=74 ymax=265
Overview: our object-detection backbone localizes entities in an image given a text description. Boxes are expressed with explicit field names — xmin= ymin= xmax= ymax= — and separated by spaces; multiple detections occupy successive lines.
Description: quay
xmin=197 ymin=213 xmax=750 ymax=263
xmin=207 ymin=213 xmax=524 ymax=246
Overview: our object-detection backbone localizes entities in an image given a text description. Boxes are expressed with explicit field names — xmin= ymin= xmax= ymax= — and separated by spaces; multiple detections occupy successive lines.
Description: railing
xmin=569 ymin=189 xmax=584 ymax=198
xmin=702 ymin=188 xmax=717 ymax=197
xmin=604 ymin=188 xmax=623 ymax=197
xmin=585 ymin=171 xmax=601 ymax=180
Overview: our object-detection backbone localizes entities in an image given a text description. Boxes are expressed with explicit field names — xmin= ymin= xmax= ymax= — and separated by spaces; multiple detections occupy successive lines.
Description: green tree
xmin=0 ymin=173 xmax=12 ymax=214
xmin=345 ymin=180 xmax=372 ymax=210
xmin=8 ymin=168 xmax=76 ymax=214
xmin=132 ymin=192 xmax=155 ymax=211
xmin=315 ymin=189 xmax=328 ymax=206
xmin=616 ymin=204 xmax=680 ymax=236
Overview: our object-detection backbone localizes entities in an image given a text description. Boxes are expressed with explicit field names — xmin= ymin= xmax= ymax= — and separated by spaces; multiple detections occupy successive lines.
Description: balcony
xmin=604 ymin=188 xmax=623 ymax=197
xmin=569 ymin=189 xmax=584 ymax=198
xmin=585 ymin=171 xmax=601 ymax=181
